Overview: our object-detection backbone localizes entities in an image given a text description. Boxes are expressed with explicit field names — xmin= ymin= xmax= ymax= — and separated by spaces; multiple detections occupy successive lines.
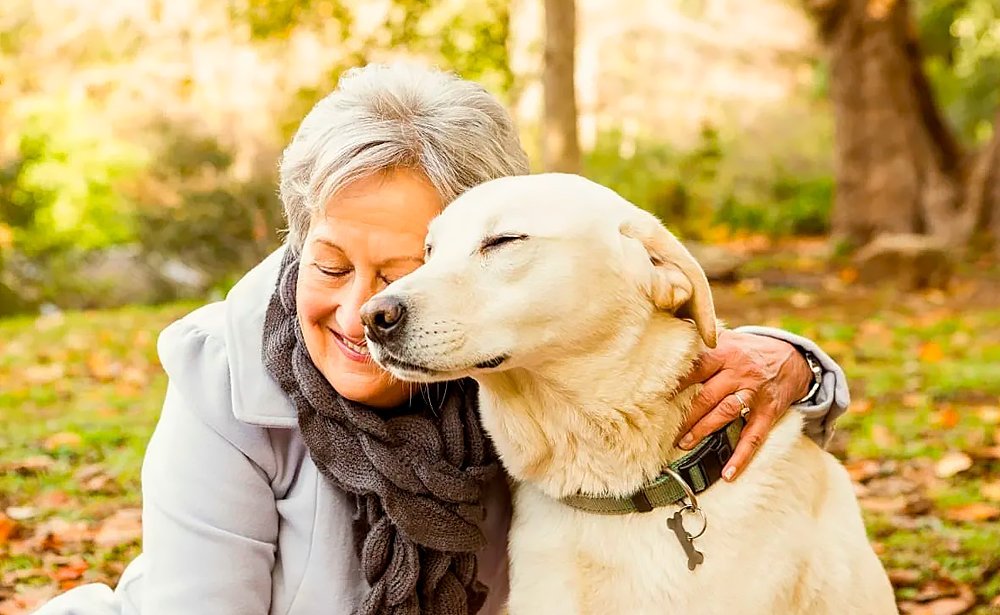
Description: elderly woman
xmin=38 ymin=64 xmax=847 ymax=615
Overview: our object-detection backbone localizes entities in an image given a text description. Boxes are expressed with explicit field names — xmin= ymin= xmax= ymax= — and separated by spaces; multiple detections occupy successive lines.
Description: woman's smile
xmin=329 ymin=327 xmax=370 ymax=361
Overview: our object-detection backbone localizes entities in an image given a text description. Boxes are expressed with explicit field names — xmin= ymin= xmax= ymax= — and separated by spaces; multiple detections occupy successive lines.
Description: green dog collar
xmin=559 ymin=418 xmax=745 ymax=515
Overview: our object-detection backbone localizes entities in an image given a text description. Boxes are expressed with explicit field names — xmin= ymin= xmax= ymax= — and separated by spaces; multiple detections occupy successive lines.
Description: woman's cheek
xmin=296 ymin=273 xmax=339 ymax=328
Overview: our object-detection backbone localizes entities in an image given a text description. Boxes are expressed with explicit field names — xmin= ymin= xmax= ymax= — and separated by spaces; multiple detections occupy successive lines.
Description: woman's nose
xmin=336 ymin=279 xmax=377 ymax=340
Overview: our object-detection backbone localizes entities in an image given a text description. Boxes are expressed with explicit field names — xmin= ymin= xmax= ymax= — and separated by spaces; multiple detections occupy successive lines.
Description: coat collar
xmin=224 ymin=245 xmax=299 ymax=428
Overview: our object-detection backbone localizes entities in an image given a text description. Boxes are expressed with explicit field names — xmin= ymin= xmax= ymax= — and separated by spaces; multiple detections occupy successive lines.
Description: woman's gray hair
xmin=279 ymin=63 xmax=531 ymax=251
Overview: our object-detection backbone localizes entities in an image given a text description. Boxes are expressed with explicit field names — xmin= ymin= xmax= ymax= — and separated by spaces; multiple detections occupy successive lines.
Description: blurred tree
xmin=542 ymin=0 xmax=581 ymax=173
xmin=233 ymin=0 xmax=515 ymax=145
xmin=805 ymin=0 xmax=999 ymax=251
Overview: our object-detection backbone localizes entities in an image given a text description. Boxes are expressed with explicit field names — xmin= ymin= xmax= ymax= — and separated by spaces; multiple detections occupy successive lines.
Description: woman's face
xmin=296 ymin=168 xmax=443 ymax=408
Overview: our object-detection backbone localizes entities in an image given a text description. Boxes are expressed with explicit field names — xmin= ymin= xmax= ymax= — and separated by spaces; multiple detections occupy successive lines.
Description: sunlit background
xmin=1 ymin=0 xmax=999 ymax=612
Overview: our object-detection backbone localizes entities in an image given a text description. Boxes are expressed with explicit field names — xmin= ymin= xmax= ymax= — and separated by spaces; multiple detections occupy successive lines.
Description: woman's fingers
xmin=722 ymin=400 xmax=779 ymax=481
xmin=677 ymin=387 xmax=755 ymax=450
xmin=675 ymin=350 xmax=726 ymax=393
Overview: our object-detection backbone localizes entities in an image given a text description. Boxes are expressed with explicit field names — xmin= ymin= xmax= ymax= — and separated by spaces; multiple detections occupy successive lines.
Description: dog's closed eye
xmin=480 ymin=234 xmax=528 ymax=253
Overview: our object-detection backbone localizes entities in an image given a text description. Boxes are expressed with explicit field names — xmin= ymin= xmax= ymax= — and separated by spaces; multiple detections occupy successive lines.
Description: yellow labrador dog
xmin=361 ymin=173 xmax=896 ymax=615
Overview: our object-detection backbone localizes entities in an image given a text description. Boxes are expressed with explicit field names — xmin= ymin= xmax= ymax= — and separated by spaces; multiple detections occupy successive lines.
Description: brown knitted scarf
xmin=261 ymin=248 xmax=499 ymax=614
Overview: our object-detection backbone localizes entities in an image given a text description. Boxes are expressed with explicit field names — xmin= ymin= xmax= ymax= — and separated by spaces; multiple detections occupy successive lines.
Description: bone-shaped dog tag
xmin=667 ymin=509 xmax=704 ymax=571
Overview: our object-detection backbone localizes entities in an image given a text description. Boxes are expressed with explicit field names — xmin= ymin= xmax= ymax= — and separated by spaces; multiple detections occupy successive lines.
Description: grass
xmin=1 ymin=262 xmax=999 ymax=612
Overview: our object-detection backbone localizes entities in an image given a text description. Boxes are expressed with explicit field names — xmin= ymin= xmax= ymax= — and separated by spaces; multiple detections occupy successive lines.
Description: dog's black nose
xmin=361 ymin=295 xmax=407 ymax=340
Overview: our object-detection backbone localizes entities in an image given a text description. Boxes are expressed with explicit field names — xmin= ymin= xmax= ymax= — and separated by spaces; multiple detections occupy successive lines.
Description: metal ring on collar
xmin=662 ymin=466 xmax=699 ymax=511
xmin=734 ymin=391 xmax=751 ymax=418
xmin=662 ymin=467 xmax=708 ymax=539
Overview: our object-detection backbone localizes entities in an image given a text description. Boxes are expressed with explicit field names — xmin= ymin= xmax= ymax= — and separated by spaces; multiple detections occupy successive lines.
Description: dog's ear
xmin=620 ymin=210 xmax=717 ymax=348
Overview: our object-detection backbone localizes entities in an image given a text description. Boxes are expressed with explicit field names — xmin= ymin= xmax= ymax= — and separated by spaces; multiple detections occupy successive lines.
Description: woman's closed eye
xmin=314 ymin=264 xmax=352 ymax=278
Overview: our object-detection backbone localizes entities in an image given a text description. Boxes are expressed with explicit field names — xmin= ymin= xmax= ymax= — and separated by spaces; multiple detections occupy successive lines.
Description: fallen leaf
xmin=735 ymin=278 xmax=764 ymax=294
xmin=2 ymin=456 xmax=55 ymax=474
xmin=968 ymin=446 xmax=1000 ymax=461
xmin=871 ymin=424 xmax=898 ymax=449
xmin=943 ymin=502 xmax=1000 ymax=523
xmin=35 ymin=490 xmax=72 ymax=509
xmin=913 ymin=578 xmax=962 ymax=601
xmin=85 ymin=352 xmax=119 ymax=381
xmin=94 ymin=508 xmax=142 ymax=548
xmin=976 ymin=406 xmax=1000 ymax=425
xmin=73 ymin=464 xmax=104 ymax=482
xmin=121 ymin=366 xmax=148 ymax=386
xmin=30 ymin=518 xmax=92 ymax=551
xmin=50 ymin=557 xmax=88 ymax=583
xmin=5 ymin=507 xmax=38 ymax=521
xmin=888 ymin=568 xmax=921 ymax=586
xmin=838 ymin=267 xmax=859 ymax=284
xmin=849 ymin=398 xmax=874 ymax=415
xmin=789 ymin=292 xmax=814 ymax=308
xmin=934 ymin=452 xmax=973 ymax=478
xmin=0 ymin=585 xmax=58 ymax=615
xmin=859 ymin=495 xmax=909 ymax=514
xmin=43 ymin=432 xmax=83 ymax=452
xmin=903 ymin=393 xmax=928 ymax=409
xmin=899 ymin=579 xmax=975 ymax=615
xmin=23 ymin=363 xmax=66 ymax=384
xmin=933 ymin=405 xmax=960 ymax=429
xmin=0 ymin=513 xmax=15 ymax=545
xmin=83 ymin=474 xmax=112 ymax=493
xmin=918 ymin=341 xmax=945 ymax=364
xmin=980 ymin=481 xmax=1000 ymax=501
xmin=845 ymin=459 xmax=881 ymax=483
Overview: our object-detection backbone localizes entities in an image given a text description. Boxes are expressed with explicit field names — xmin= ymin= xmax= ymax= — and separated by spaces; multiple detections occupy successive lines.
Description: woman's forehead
xmin=308 ymin=169 xmax=442 ymax=261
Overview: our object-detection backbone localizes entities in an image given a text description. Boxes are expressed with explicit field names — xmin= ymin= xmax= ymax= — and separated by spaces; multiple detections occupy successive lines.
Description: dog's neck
xmin=475 ymin=316 xmax=706 ymax=499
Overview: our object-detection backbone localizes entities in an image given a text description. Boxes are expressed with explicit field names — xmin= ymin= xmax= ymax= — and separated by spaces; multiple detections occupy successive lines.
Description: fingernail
xmin=723 ymin=466 xmax=736 ymax=481
xmin=678 ymin=434 xmax=695 ymax=449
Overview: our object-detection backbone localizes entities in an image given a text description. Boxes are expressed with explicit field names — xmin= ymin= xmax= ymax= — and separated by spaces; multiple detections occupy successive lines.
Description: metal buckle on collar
xmin=675 ymin=424 xmax=735 ymax=492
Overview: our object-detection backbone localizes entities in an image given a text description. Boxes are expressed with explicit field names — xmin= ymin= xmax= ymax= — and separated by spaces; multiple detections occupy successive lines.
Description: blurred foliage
xmin=239 ymin=0 xmax=515 ymax=144
xmin=584 ymin=125 xmax=832 ymax=239
xmin=129 ymin=124 xmax=284 ymax=284
xmin=0 ymin=98 xmax=146 ymax=257
xmin=1 ymin=0 xmax=998 ymax=315
xmin=916 ymin=0 xmax=999 ymax=143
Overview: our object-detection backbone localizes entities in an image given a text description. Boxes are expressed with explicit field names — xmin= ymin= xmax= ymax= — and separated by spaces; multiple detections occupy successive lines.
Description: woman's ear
xmin=619 ymin=210 xmax=718 ymax=348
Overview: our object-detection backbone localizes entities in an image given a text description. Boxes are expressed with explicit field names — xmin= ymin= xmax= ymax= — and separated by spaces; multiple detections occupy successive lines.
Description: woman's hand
xmin=673 ymin=330 xmax=813 ymax=481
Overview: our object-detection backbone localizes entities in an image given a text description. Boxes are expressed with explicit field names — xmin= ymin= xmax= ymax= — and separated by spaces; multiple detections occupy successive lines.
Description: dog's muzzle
xmin=360 ymin=294 xmax=407 ymax=344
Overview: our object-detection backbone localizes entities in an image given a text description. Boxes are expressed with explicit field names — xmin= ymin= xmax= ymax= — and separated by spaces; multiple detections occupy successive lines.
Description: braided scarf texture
xmin=261 ymin=249 xmax=499 ymax=614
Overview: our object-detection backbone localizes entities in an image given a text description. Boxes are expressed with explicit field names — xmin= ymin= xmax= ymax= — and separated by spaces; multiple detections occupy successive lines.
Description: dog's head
xmin=361 ymin=173 xmax=716 ymax=382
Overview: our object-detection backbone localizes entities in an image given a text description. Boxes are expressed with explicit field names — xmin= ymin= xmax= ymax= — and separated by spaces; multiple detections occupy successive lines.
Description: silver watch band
xmin=795 ymin=351 xmax=824 ymax=405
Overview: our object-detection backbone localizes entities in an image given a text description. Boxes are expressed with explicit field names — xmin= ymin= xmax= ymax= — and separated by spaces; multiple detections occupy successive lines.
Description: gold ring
xmin=734 ymin=391 xmax=751 ymax=418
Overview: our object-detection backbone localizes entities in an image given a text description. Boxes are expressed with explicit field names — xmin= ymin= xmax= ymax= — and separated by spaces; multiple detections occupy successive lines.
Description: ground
xmin=1 ymin=246 xmax=999 ymax=614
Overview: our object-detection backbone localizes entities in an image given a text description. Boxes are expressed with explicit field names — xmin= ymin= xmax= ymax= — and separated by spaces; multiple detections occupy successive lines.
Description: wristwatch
xmin=794 ymin=351 xmax=824 ymax=405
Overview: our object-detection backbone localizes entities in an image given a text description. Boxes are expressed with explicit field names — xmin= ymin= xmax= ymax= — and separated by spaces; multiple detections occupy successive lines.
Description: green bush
xmin=714 ymin=169 xmax=833 ymax=237
xmin=0 ymin=97 xmax=146 ymax=257
xmin=131 ymin=124 xmax=284 ymax=285
xmin=583 ymin=128 xmax=833 ymax=239
xmin=583 ymin=125 xmax=723 ymax=237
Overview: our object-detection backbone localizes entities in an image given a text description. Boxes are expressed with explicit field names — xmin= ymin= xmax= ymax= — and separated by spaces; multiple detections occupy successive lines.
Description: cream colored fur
xmin=365 ymin=173 xmax=897 ymax=614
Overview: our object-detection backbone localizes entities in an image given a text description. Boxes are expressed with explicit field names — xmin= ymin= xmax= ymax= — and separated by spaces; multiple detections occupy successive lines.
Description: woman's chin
xmin=323 ymin=360 xmax=412 ymax=408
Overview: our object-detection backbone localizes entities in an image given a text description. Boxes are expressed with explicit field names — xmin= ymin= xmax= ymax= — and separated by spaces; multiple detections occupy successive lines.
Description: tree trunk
xmin=805 ymin=0 xmax=1000 ymax=250
xmin=541 ymin=0 xmax=581 ymax=173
